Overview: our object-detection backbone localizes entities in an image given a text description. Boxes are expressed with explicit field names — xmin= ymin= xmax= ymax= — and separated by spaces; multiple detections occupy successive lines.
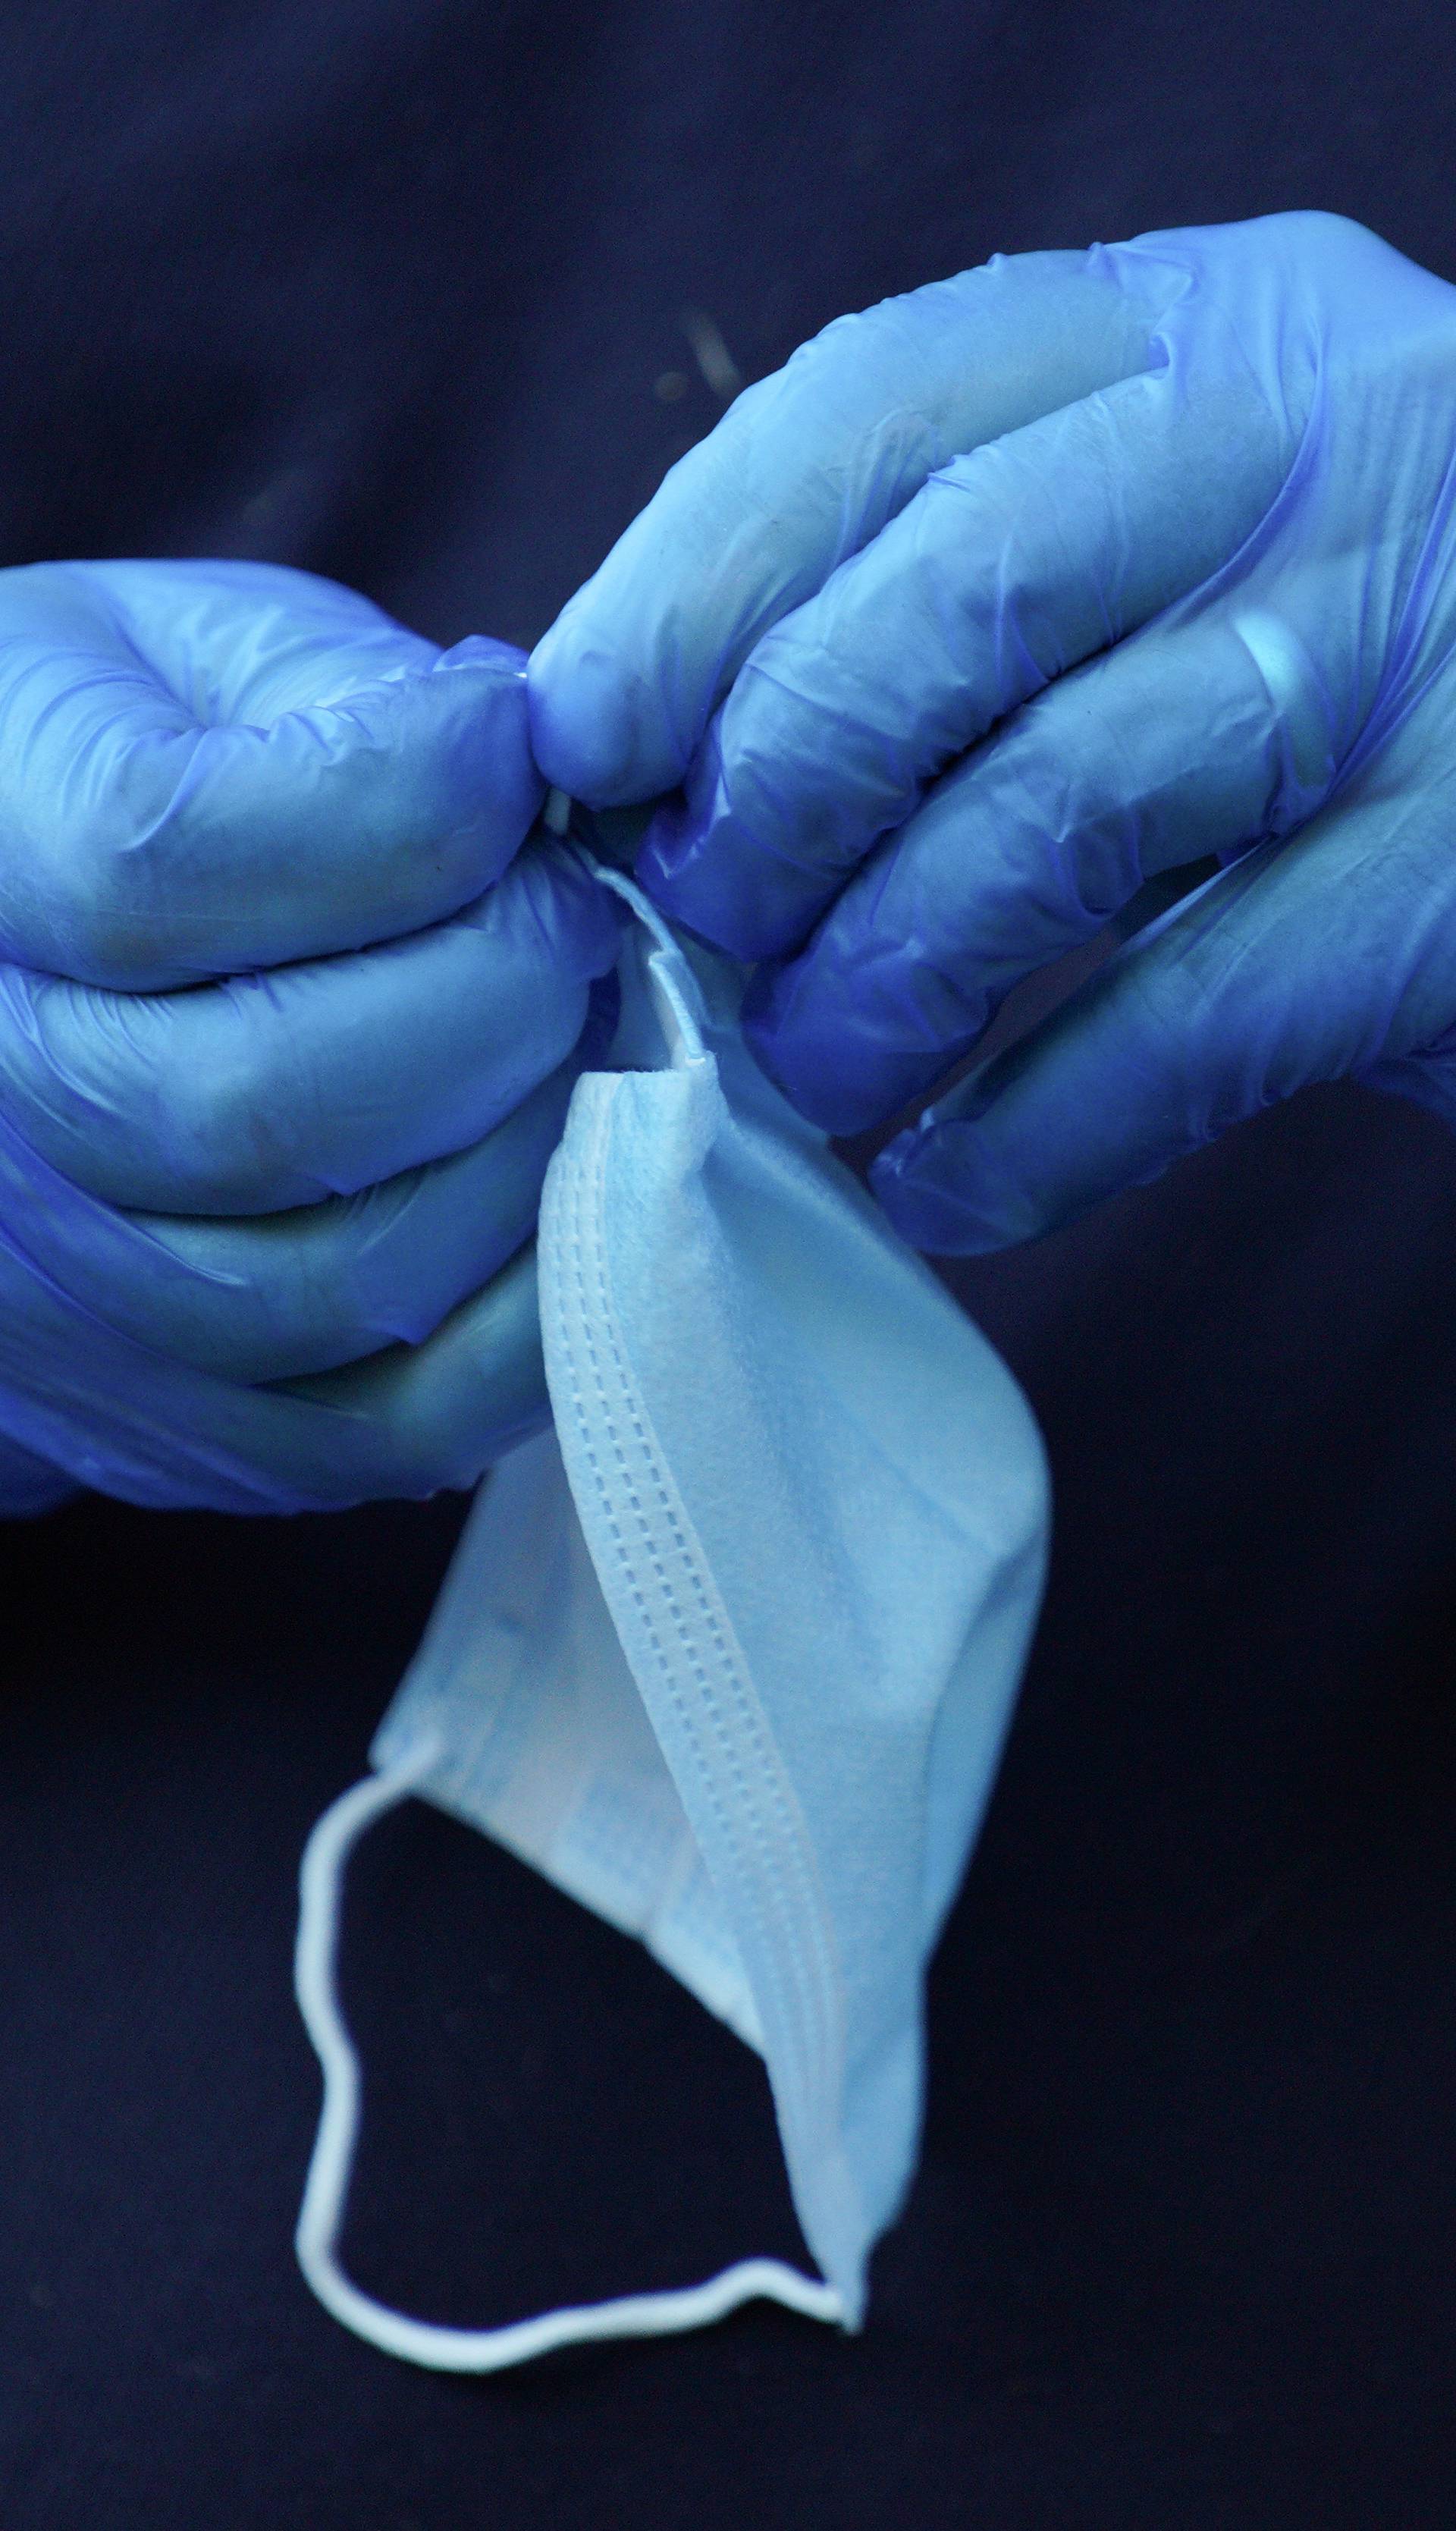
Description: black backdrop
xmin=3 ymin=3 xmax=1456 ymax=2523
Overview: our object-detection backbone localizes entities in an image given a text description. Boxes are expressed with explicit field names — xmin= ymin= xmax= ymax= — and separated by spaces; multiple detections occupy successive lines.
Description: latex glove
xmin=0 ymin=559 xmax=619 ymax=1509
xmin=532 ymin=212 xmax=1456 ymax=1251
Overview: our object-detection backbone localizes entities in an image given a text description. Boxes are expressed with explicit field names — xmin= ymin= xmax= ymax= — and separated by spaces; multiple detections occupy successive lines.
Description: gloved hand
xmin=0 ymin=559 xmax=619 ymax=1512
xmin=532 ymin=212 xmax=1456 ymax=1251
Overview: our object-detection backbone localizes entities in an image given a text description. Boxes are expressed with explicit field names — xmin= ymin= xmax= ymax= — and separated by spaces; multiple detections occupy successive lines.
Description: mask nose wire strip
xmin=293 ymin=1748 xmax=847 ymax=2373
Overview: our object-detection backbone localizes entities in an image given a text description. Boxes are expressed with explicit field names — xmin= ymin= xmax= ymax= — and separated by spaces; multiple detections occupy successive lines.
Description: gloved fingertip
xmin=527 ymin=624 xmax=686 ymax=805
xmin=365 ymin=645 xmax=545 ymax=892
xmin=871 ymin=1123 xmax=1042 ymax=1255
xmin=514 ymin=832 xmax=626 ymax=981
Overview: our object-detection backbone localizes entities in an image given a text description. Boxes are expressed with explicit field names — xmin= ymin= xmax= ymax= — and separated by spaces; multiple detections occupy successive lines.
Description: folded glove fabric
xmin=0 ymin=560 xmax=620 ymax=1509
xmin=293 ymin=864 xmax=1049 ymax=2370
xmin=531 ymin=213 xmax=1456 ymax=1254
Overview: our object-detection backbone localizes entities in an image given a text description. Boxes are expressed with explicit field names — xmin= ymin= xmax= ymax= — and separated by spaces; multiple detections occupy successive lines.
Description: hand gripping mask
xmin=293 ymin=860 xmax=1050 ymax=2372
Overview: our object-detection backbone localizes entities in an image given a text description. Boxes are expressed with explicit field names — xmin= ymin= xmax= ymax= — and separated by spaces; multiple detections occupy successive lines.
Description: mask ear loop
xmin=293 ymin=1755 xmax=848 ymax=2374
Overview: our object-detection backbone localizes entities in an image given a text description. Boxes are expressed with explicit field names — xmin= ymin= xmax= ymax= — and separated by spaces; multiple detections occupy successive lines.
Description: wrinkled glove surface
xmin=532 ymin=212 xmax=1456 ymax=1251
xmin=0 ymin=559 xmax=618 ymax=1512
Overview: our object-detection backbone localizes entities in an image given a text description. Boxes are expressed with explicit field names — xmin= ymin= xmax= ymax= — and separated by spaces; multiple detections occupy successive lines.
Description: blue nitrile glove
xmin=0 ymin=559 xmax=620 ymax=1511
xmin=532 ymin=212 xmax=1456 ymax=1252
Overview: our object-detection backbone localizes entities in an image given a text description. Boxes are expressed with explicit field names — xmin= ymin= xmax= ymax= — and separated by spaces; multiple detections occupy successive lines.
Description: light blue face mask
xmin=292 ymin=863 xmax=1050 ymax=2373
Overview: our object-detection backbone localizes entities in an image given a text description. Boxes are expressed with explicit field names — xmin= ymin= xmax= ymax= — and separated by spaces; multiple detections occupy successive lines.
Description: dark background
xmin=2 ymin=2 xmax=1456 ymax=2523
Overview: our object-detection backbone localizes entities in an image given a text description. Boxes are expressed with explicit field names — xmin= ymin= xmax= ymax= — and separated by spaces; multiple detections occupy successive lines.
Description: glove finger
xmin=0 ymin=564 xmax=542 ymax=987
xmin=272 ymin=1244 xmax=552 ymax=1508
xmin=0 ymin=839 xmax=620 ymax=1214
xmin=0 ymin=1225 xmax=549 ymax=1513
xmin=98 ymin=1047 xmax=590 ymax=1383
xmin=747 ymin=601 xmax=1338 ymax=1132
xmin=639 ymin=360 xmax=1291 ymax=957
xmin=872 ymin=774 xmax=1456 ymax=1254
xmin=529 ymin=249 xmax=1160 ymax=802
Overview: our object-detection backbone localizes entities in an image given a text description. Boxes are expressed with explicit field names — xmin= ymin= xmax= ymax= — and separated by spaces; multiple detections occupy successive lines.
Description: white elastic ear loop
xmin=293 ymin=1753 xmax=848 ymax=2374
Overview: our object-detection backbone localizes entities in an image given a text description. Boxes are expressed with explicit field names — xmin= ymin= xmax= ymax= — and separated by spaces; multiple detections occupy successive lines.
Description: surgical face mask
xmin=292 ymin=865 xmax=1050 ymax=2373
